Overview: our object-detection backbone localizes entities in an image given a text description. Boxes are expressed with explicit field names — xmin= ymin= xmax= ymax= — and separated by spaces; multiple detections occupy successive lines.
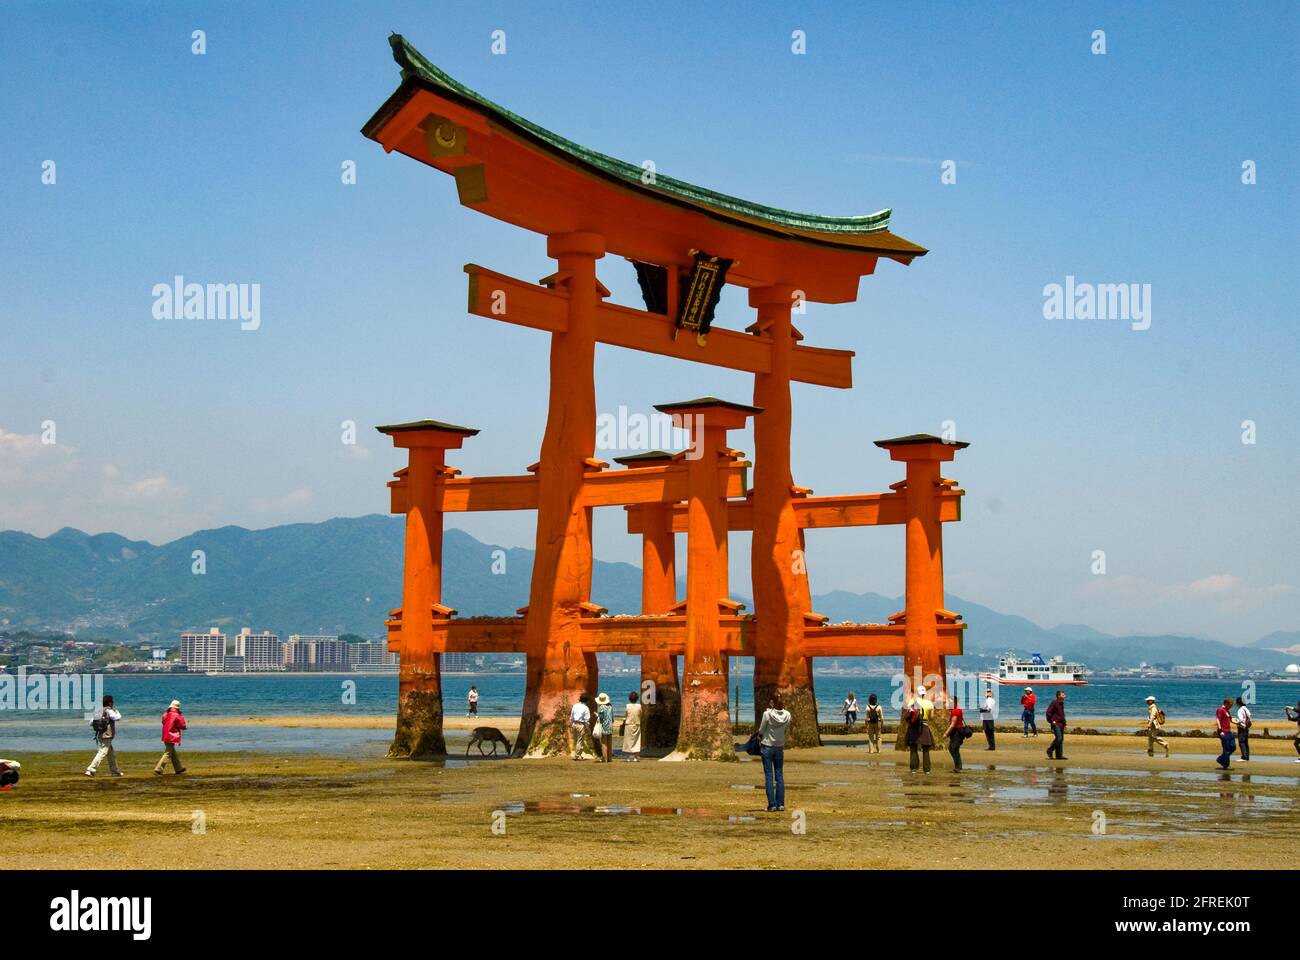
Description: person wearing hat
xmin=1145 ymin=696 xmax=1169 ymax=758
xmin=1020 ymin=686 xmax=1038 ymax=737
xmin=593 ymin=692 xmax=615 ymax=763
xmin=979 ymin=687 xmax=997 ymax=750
xmin=905 ymin=684 xmax=935 ymax=773
xmin=154 ymin=699 xmax=187 ymax=775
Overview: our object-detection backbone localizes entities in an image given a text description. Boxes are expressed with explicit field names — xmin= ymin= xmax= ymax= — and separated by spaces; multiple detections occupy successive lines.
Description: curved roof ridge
xmin=388 ymin=34 xmax=896 ymax=238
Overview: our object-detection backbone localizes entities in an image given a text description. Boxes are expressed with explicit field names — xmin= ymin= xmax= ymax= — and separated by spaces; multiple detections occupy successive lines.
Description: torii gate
xmin=363 ymin=35 xmax=968 ymax=759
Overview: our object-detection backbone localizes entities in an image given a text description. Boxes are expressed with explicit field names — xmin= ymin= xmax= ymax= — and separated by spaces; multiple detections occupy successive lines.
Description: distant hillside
xmin=0 ymin=516 xmax=1291 ymax=671
xmin=1255 ymin=631 xmax=1300 ymax=655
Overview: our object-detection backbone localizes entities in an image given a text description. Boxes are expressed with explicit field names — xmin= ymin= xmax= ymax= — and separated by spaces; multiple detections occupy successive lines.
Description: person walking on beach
xmin=945 ymin=696 xmax=966 ymax=771
xmin=594 ymin=692 xmax=614 ymax=763
xmin=906 ymin=685 xmax=935 ymax=773
xmin=980 ymin=687 xmax=997 ymax=750
xmin=1021 ymin=686 xmax=1038 ymax=737
xmin=570 ymin=693 xmax=592 ymax=760
xmin=843 ymin=692 xmax=859 ymax=731
xmin=85 ymin=694 xmax=123 ymax=777
xmin=1215 ymin=697 xmax=1236 ymax=770
xmin=154 ymin=699 xmax=187 ymax=775
xmin=1286 ymin=701 xmax=1300 ymax=762
xmin=1235 ymin=696 xmax=1252 ymax=762
xmin=1145 ymin=695 xmax=1169 ymax=758
xmin=757 ymin=693 xmax=792 ymax=812
xmin=621 ymin=691 xmax=642 ymax=761
xmin=466 ymin=686 xmax=479 ymax=718
xmin=1045 ymin=690 xmax=1067 ymax=760
xmin=865 ymin=693 xmax=885 ymax=753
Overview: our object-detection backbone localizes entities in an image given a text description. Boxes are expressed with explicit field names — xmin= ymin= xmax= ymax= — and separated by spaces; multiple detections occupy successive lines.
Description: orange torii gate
xmin=363 ymin=35 xmax=968 ymax=759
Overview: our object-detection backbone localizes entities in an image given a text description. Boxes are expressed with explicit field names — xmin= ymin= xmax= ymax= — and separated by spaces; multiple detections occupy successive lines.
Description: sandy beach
xmin=6 ymin=720 xmax=1296 ymax=870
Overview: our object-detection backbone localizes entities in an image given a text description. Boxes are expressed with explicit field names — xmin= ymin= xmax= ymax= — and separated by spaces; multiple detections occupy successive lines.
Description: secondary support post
xmin=658 ymin=398 xmax=758 ymax=761
xmin=518 ymin=231 xmax=606 ymax=757
xmin=616 ymin=452 xmax=681 ymax=748
xmin=378 ymin=419 xmax=479 ymax=758
xmin=749 ymin=285 xmax=821 ymax=746
xmin=875 ymin=434 xmax=969 ymax=710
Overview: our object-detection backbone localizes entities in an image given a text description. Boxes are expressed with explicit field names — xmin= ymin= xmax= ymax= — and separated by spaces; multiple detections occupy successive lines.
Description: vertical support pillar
xmin=875 ymin=434 xmax=968 ymax=725
xmin=378 ymin=419 xmax=479 ymax=759
xmin=749 ymin=285 xmax=820 ymax=746
xmin=618 ymin=452 xmax=681 ymax=748
xmin=518 ymin=231 xmax=606 ymax=757
xmin=658 ymin=398 xmax=757 ymax=761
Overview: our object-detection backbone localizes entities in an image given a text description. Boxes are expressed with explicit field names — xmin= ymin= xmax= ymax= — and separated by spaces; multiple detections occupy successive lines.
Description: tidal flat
xmin=4 ymin=730 xmax=1296 ymax=869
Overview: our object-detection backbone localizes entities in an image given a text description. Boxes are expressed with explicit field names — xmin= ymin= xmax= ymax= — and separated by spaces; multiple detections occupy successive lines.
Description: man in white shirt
xmin=86 ymin=694 xmax=123 ymax=777
xmin=1235 ymin=696 xmax=1252 ymax=762
xmin=979 ymin=688 xmax=997 ymax=750
xmin=569 ymin=694 xmax=592 ymax=760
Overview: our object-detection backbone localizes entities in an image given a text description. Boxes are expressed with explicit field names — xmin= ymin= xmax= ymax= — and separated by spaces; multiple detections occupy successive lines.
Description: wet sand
xmin=5 ymin=726 xmax=1296 ymax=870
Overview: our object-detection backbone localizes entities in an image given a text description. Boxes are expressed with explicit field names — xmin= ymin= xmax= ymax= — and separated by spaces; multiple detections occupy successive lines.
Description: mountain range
xmin=0 ymin=515 xmax=1293 ymax=671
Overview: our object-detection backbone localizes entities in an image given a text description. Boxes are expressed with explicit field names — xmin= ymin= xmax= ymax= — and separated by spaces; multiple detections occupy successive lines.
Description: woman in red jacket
xmin=154 ymin=699 xmax=188 ymax=775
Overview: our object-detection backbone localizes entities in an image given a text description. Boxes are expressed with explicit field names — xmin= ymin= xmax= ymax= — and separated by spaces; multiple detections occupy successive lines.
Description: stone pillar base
xmin=388 ymin=688 xmax=446 ymax=759
xmin=666 ymin=675 xmax=735 ymax=761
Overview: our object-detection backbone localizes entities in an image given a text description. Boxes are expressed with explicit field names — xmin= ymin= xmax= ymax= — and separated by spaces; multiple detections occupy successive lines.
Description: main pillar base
xmin=388 ymin=687 xmax=446 ymax=759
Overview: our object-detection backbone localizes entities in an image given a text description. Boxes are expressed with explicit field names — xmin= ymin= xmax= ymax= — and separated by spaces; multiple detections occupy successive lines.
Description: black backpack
xmin=90 ymin=715 xmax=109 ymax=739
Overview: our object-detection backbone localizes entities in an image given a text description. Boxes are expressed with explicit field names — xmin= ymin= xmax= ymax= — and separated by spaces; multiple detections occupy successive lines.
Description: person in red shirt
xmin=1020 ymin=687 xmax=1038 ymax=737
xmin=154 ymin=699 xmax=188 ymax=776
xmin=1215 ymin=697 xmax=1236 ymax=770
xmin=945 ymin=697 xmax=967 ymax=771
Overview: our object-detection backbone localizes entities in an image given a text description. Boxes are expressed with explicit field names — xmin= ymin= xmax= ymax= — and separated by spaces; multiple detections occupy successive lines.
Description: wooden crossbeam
xmin=388 ymin=461 xmax=748 ymax=514
xmin=386 ymin=613 xmax=962 ymax=657
xmin=625 ymin=489 xmax=963 ymax=533
xmin=465 ymin=264 xmax=854 ymax=388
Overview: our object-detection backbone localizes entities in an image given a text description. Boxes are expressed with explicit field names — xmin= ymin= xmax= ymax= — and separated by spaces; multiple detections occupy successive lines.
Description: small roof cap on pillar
xmin=376 ymin=419 xmax=480 ymax=437
xmin=613 ymin=450 xmax=677 ymax=465
xmin=653 ymin=397 xmax=763 ymax=416
xmin=874 ymin=433 xmax=969 ymax=450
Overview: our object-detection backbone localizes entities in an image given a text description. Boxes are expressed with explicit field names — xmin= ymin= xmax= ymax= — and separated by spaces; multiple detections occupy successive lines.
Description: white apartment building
xmin=180 ymin=627 xmax=226 ymax=672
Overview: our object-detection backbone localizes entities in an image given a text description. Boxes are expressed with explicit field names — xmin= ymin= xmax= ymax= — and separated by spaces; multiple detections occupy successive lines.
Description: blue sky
xmin=2 ymin=2 xmax=1296 ymax=643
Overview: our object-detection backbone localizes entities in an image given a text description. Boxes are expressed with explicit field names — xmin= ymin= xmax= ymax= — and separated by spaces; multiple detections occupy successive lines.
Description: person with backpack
xmin=0 ymin=759 xmax=20 ymax=791
xmin=944 ymin=696 xmax=967 ymax=771
xmin=85 ymin=694 xmax=123 ymax=777
xmin=1145 ymin=695 xmax=1169 ymax=758
xmin=1045 ymin=690 xmax=1067 ymax=760
xmin=1214 ymin=697 xmax=1236 ymax=770
xmin=864 ymin=693 xmax=885 ymax=753
xmin=906 ymin=685 xmax=935 ymax=773
xmin=1020 ymin=686 xmax=1038 ymax=737
xmin=757 ymin=693 xmax=792 ymax=812
xmin=979 ymin=687 xmax=997 ymax=750
xmin=154 ymin=699 xmax=187 ymax=775
xmin=1286 ymin=701 xmax=1300 ymax=762
xmin=1234 ymin=696 xmax=1252 ymax=762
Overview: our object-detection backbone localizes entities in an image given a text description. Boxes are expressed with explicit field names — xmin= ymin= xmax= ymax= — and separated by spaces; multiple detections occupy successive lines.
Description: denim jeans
xmin=1217 ymin=732 xmax=1236 ymax=767
xmin=1023 ymin=711 xmax=1037 ymax=735
xmin=1048 ymin=723 xmax=1065 ymax=758
xmin=760 ymin=744 xmax=784 ymax=809
xmin=948 ymin=734 xmax=963 ymax=770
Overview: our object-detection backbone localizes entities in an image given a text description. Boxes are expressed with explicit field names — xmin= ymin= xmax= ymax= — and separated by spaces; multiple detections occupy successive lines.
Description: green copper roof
xmin=365 ymin=34 xmax=923 ymax=252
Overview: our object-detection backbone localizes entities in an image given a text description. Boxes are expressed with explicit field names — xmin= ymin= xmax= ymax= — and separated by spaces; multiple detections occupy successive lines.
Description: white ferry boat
xmin=980 ymin=652 xmax=1088 ymax=686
